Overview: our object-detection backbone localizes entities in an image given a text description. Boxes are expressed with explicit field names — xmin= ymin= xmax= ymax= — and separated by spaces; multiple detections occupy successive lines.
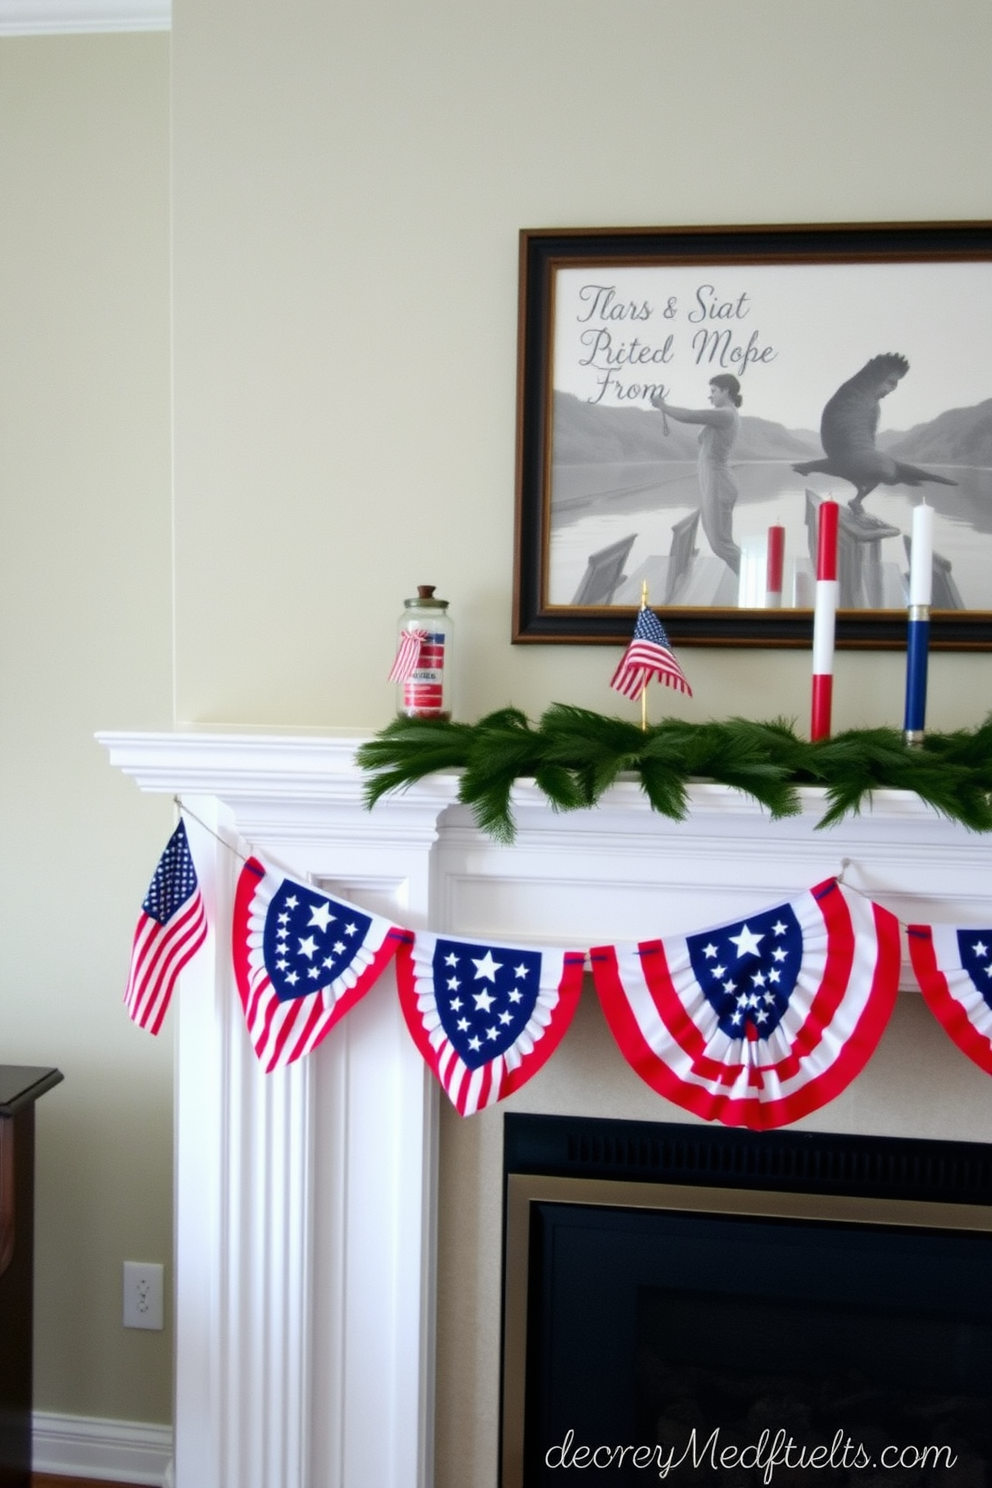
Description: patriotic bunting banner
xmin=123 ymin=820 xmax=989 ymax=1123
xmin=232 ymin=856 xmax=409 ymax=1072
xmin=908 ymin=921 xmax=992 ymax=1076
xmin=591 ymin=879 xmax=901 ymax=1130
xmin=124 ymin=820 xmax=208 ymax=1034
xmin=396 ymin=931 xmax=585 ymax=1115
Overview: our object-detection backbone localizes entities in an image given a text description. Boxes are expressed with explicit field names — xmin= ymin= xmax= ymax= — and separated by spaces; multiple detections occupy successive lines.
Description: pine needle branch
xmin=356 ymin=708 xmax=992 ymax=840
xmin=458 ymin=709 xmax=553 ymax=843
xmin=356 ymin=716 xmax=475 ymax=806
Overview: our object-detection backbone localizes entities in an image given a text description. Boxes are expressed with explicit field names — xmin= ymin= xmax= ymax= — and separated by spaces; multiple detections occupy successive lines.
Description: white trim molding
xmin=0 ymin=0 xmax=169 ymax=34
xmin=32 ymin=1411 xmax=173 ymax=1485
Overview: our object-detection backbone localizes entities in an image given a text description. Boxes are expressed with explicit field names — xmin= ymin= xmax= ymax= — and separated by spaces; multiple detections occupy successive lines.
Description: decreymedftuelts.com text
xmin=545 ymin=1426 xmax=959 ymax=1479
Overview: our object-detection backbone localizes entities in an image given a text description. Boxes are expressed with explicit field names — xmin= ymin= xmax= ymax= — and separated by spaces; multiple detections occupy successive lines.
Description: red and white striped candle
xmin=765 ymin=525 xmax=785 ymax=608
xmin=810 ymin=501 xmax=839 ymax=741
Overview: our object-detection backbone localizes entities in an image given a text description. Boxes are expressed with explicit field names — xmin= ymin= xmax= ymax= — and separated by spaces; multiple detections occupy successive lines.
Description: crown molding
xmin=0 ymin=0 xmax=169 ymax=34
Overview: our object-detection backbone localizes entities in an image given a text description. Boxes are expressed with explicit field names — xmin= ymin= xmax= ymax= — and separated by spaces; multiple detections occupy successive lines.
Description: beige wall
xmin=3 ymin=0 xmax=992 ymax=1446
xmin=0 ymin=34 xmax=174 ymax=1422
xmin=172 ymin=0 xmax=992 ymax=733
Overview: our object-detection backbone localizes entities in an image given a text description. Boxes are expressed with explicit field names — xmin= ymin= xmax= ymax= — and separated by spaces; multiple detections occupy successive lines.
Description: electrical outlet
xmin=123 ymin=1261 xmax=165 ymax=1330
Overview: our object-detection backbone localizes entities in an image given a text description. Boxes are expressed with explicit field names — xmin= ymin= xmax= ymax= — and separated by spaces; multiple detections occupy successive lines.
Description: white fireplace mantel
xmin=99 ymin=729 xmax=992 ymax=1488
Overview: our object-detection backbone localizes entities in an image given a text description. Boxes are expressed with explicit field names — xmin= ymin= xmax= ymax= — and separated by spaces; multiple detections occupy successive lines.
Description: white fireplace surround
xmin=99 ymin=729 xmax=992 ymax=1488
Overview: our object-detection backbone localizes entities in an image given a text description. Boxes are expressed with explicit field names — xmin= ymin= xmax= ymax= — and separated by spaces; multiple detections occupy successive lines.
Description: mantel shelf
xmin=98 ymin=727 xmax=954 ymax=826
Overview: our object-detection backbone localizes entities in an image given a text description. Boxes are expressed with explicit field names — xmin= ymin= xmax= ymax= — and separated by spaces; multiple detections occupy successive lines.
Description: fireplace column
xmin=99 ymin=732 xmax=456 ymax=1488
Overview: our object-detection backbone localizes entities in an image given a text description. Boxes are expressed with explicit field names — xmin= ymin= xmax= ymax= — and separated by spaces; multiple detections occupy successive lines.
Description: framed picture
xmin=513 ymin=222 xmax=992 ymax=648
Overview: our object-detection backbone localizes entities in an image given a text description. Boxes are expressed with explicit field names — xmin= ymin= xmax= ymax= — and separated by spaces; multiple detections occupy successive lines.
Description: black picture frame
xmin=513 ymin=221 xmax=992 ymax=648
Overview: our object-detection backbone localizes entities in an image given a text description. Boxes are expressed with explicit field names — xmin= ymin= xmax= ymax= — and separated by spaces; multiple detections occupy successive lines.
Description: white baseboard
xmin=33 ymin=1410 xmax=173 ymax=1487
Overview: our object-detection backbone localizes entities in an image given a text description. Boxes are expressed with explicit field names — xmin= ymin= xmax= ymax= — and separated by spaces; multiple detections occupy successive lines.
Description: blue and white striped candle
xmin=903 ymin=502 xmax=933 ymax=745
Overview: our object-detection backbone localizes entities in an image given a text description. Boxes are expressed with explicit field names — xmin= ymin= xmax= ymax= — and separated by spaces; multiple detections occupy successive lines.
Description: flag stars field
xmin=955 ymin=930 xmax=992 ymax=1001
xmin=262 ymin=882 xmax=374 ymax=1002
xmin=687 ymin=905 xmax=804 ymax=1043
xmin=428 ymin=939 xmax=544 ymax=1069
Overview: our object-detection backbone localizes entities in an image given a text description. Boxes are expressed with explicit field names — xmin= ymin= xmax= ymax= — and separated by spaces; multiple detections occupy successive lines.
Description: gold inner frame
xmin=501 ymin=1173 xmax=992 ymax=1488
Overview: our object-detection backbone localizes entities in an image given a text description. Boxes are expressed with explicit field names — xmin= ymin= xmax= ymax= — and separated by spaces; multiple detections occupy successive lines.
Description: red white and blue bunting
xmin=124 ymin=825 xmax=992 ymax=1127
xmin=908 ymin=921 xmax=992 ymax=1077
xmin=231 ymin=855 xmax=409 ymax=1072
xmin=591 ymin=880 xmax=900 ymax=1131
xmin=396 ymin=931 xmax=584 ymax=1116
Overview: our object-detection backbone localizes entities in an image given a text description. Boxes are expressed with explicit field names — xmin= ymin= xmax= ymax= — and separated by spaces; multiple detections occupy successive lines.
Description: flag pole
xmin=639 ymin=581 xmax=649 ymax=732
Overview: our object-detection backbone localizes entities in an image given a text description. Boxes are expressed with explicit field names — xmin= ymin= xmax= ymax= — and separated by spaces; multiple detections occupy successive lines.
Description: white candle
xmin=909 ymin=502 xmax=933 ymax=607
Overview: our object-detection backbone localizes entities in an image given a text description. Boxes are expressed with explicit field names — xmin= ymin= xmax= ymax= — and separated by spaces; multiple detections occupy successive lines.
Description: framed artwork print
xmin=512 ymin=221 xmax=992 ymax=648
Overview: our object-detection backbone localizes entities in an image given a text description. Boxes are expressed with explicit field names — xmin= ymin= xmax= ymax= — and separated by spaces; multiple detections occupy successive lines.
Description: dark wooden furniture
xmin=0 ymin=1067 xmax=63 ymax=1488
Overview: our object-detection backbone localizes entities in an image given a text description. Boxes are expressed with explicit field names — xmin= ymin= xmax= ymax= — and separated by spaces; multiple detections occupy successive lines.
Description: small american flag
xmin=610 ymin=605 xmax=691 ymax=699
xmin=124 ymin=820 xmax=208 ymax=1034
xmin=388 ymin=627 xmax=428 ymax=682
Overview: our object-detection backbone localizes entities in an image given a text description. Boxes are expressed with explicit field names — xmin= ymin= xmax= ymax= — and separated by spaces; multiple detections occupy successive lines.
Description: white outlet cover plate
xmin=123 ymin=1261 xmax=165 ymax=1330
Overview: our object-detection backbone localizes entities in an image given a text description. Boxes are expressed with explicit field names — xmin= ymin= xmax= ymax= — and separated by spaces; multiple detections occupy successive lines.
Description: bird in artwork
xmin=792 ymin=353 xmax=956 ymax=516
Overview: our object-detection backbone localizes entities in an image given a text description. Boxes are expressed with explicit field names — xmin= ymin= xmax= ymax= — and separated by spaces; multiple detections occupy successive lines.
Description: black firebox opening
xmin=502 ymin=1116 xmax=992 ymax=1488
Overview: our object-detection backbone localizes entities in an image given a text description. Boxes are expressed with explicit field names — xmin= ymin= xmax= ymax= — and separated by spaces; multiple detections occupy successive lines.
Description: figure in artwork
xmin=651 ymin=374 xmax=743 ymax=576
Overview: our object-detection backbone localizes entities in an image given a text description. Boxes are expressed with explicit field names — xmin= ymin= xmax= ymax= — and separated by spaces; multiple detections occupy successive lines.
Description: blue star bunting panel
xmin=908 ymin=921 xmax=992 ymax=1076
xmin=591 ymin=879 xmax=901 ymax=1130
xmin=396 ymin=932 xmax=585 ymax=1115
xmin=232 ymin=856 xmax=410 ymax=1072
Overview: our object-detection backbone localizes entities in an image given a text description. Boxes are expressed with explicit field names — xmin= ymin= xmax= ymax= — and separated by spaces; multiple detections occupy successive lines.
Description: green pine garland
xmin=357 ymin=707 xmax=992 ymax=845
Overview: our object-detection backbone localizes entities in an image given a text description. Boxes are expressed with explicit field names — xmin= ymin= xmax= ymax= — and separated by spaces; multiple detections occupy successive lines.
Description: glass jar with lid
xmin=393 ymin=585 xmax=453 ymax=720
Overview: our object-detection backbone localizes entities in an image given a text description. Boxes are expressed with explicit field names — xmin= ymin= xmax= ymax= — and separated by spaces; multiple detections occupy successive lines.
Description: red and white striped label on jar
xmin=402 ymin=632 xmax=446 ymax=717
